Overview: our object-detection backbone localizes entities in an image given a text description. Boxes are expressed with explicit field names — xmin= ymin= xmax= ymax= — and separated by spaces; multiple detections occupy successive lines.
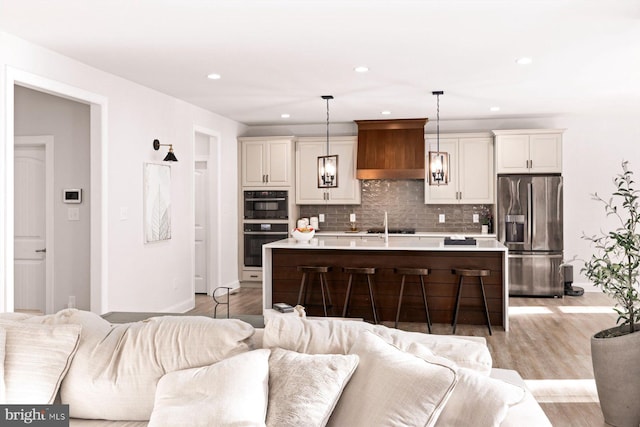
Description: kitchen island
xmin=263 ymin=237 xmax=509 ymax=331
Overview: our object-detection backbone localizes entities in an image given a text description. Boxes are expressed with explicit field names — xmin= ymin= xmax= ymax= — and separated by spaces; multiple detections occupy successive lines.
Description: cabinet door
xmin=529 ymin=133 xmax=562 ymax=173
xmin=495 ymin=135 xmax=530 ymax=173
xmin=424 ymin=138 xmax=458 ymax=204
xmin=459 ymin=137 xmax=494 ymax=203
xmin=295 ymin=141 xmax=326 ymax=204
xmin=265 ymin=140 xmax=292 ymax=185
xmin=242 ymin=141 xmax=267 ymax=186
xmin=327 ymin=138 xmax=361 ymax=205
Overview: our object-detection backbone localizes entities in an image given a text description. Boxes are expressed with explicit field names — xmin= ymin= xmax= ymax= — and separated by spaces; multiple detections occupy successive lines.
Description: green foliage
xmin=582 ymin=161 xmax=640 ymax=335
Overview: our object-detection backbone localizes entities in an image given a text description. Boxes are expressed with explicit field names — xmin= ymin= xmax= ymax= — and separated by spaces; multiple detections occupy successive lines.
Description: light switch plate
xmin=319 ymin=214 xmax=325 ymax=222
xmin=68 ymin=207 xmax=80 ymax=221
xmin=473 ymin=214 xmax=479 ymax=223
xmin=439 ymin=214 xmax=445 ymax=223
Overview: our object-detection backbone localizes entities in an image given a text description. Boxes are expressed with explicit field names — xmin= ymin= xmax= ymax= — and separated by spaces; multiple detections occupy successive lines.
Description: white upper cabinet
xmin=425 ymin=133 xmax=494 ymax=204
xmin=494 ymin=129 xmax=563 ymax=174
xmin=296 ymin=136 xmax=361 ymax=205
xmin=240 ymin=137 xmax=294 ymax=187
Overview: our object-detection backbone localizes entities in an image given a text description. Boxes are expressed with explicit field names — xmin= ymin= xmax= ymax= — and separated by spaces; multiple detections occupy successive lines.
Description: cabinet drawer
xmin=242 ymin=270 xmax=263 ymax=282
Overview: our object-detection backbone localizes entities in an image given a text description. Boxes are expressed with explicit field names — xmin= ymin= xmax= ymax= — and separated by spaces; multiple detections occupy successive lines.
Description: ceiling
xmin=1 ymin=0 xmax=639 ymax=126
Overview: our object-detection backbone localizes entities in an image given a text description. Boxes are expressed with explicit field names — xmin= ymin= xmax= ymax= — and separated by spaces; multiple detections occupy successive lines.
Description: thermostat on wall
xmin=63 ymin=189 xmax=82 ymax=204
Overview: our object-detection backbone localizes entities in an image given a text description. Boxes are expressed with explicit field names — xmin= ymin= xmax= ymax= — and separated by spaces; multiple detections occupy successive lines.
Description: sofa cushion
xmin=327 ymin=331 xmax=457 ymax=427
xmin=0 ymin=319 xmax=81 ymax=404
xmin=407 ymin=342 xmax=526 ymax=427
xmin=149 ymin=349 xmax=270 ymax=427
xmin=23 ymin=309 xmax=255 ymax=420
xmin=266 ymin=347 xmax=358 ymax=427
xmin=263 ymin=315 xmax=492 ymax=374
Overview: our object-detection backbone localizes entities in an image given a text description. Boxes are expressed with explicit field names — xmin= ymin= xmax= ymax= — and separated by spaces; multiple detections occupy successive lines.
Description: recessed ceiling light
xmin=515 ymin=57 xmax=532 ymax=65
xmin=281 ymin=113 xmax=290 ymax=119
xmin=489 ymin=106 xmax=501 ymax=112
xmin=207 ymin=73 xmax=221 ymax=80
xmin=381 ymin=110 xmax=391 ymax=115
xmin=354 ymin=66 xmax=369 ymax=73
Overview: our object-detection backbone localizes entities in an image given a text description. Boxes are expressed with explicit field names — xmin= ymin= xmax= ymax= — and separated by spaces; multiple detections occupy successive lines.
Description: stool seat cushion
xmin=394 ymin=267 xmax=429 ymax=276
xmin=342 ymin=267 xmax=376 ymax=275
xmin=452 ymin=268 xmax=490 ymax=277
xmin=298 ymin=266 xmax=331 ymax=273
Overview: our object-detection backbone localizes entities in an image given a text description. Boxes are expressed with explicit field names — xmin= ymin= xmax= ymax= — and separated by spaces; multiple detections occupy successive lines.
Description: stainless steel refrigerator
xmin=497 ymin=175 xmax=564 ymax=296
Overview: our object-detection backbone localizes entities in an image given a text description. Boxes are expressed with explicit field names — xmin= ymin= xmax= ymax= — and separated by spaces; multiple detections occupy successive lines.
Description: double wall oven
xmin=243 ymin=191 xmax=289 ymax=271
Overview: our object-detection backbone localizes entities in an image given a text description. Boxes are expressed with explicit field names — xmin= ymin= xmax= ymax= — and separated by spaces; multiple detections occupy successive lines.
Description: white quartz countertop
xmin=314 ymin=231 xmax=497 ymax=238
xmin=264 ymin=236 xmax=507 ymax=252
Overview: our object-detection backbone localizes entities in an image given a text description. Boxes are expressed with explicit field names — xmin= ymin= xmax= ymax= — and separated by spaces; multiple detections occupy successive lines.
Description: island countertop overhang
xmin=263 ymin=237 xmax=507 ymax=252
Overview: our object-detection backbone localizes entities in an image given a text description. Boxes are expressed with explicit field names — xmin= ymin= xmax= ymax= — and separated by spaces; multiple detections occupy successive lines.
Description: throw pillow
xmin=149 ymin=349 xmax=270 ymax=427
xmin=407 ymin=342 xmax=526 ymax=427
xmin=0 ymin=319 xmax=81 ymax=404
xmin=263 ymin=315 xmax=492 ymax=374
xmin=327 ymin=331 xmax=457 ymax=427
xmin=24 ymin=309 xmax=256 ymax=420
xmin=266 ymin=347 xmax=359 ymax=427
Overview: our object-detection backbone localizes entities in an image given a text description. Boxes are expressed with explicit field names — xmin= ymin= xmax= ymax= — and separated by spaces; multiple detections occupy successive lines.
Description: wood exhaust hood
xmin=355 ymin=118 xmax=428 ymax=179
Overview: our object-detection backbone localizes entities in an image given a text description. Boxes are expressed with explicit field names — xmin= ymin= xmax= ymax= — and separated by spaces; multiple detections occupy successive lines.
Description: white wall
xmin=0 ymin=31 xmax=246 ymax=313
xmin=247 ymin=113 xmax=640 ymax=291
xmin=14 ymin=86 xmax=91 ymax=311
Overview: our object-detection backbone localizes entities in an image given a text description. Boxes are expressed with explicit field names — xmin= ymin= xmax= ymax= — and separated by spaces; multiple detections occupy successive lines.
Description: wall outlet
xmin=473 ymin=214 xmax=479 ymax=223
xmin=439 ymin=214 xmax=446 ymax=223
xmin=68 ymin=295 xmax=76 ymax=309
xmin=319 ymin=213 xmax=325 ymax=222
xmin=67 ymin=207 xmax=80 ymax=221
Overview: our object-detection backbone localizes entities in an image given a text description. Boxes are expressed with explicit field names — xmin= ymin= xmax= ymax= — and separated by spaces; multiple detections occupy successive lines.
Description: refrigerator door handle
xmin=527 ymin=182 xmax=533 ymax=248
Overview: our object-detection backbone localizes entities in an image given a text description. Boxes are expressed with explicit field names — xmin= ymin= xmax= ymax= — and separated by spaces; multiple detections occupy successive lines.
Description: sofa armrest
xmin=491 ymin=368 xmax=552 ymax=427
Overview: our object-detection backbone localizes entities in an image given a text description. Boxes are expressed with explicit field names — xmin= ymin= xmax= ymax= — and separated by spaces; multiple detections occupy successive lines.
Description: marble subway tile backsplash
xmin=299 ymin=179 xmax=492 ymax=233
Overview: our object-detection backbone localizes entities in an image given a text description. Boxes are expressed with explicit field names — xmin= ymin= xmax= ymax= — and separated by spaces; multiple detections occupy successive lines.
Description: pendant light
xmin=317 ymin=95 xmax=338 ymax=188
xmin=429 ymin=91 xmax=448 ymax=185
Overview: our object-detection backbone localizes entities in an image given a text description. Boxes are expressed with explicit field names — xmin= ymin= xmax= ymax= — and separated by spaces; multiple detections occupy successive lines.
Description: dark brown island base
xmin=263 ymin=237 xmax=509 ymax=331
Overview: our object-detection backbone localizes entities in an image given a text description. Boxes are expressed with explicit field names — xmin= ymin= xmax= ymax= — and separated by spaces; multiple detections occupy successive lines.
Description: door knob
xmin=35 ymin=248 xmax=46 ymax=253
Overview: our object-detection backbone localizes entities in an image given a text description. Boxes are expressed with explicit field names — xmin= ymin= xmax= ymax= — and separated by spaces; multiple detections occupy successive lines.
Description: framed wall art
xmin=143 ymin=162 xmax=171 ymax=243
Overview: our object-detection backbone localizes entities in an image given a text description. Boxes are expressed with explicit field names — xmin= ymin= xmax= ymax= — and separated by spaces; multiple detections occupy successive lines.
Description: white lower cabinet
xmin=295 ymin=137 xmax=361 ymax=205
xmin=425 ymin=133 xmax=494 ymax=204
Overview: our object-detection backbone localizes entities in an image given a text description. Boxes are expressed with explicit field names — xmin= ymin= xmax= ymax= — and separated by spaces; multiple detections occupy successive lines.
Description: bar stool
xmin=296 ymin=266 xmax=333 ymax=317
xmin=342 ymin=267 xmax=378 ymax=324
xmin=451 ymin=268 xmax=492 ymax=335
xmin=393 ymin=268 xmax=432 ymax=333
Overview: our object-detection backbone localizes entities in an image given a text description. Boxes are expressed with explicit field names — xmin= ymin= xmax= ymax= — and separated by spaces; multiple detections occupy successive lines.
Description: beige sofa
xmin=0 ymin=309 xmax=551 ymax=426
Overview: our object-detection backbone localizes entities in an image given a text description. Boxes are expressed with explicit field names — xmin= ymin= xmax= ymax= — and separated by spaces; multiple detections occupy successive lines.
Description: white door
xmin=14 ymin=143 xmax=48 ymax=312
xmin=194 ymin=161 xmax=208 ymax=293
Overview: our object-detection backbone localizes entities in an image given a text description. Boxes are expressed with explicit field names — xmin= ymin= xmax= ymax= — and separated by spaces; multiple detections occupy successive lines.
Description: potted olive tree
xmin=582 ymin=161 xmax=640 ymax=427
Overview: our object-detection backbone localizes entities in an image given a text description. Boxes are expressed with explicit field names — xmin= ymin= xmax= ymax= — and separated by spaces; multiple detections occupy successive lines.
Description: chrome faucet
xmin=384 ymin=211 xmax=389 ymax=244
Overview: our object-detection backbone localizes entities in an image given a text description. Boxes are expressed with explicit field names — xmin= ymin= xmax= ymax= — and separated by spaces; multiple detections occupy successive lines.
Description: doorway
xmin=194 ymin=161 xmax=208 ymax=294
xmin=13 ymin=136 xmax=54 ymax=313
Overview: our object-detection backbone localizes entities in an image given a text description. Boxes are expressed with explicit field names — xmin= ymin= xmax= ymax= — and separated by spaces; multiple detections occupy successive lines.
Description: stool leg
xmin=395 ymin=275 xmax=406 ymax=328
xmin=297 ymin=272 xmax=307 ymax=306
xmin=479 ymin=277 xmax=493 ymax=335
xmin=322 ymin=273 xmax=333 ymax=316
xmin=367 ymin=274 xmax=378 ymax=325
xmin=319 ymin=273 xmax=328 ymax=317
xmin=452 ymin=275 xmax=464 ymax=334
xmin=419 ymin=276 xmax=432 ymax=334
xmin=342 ymin=274 xmax=353 ymax=318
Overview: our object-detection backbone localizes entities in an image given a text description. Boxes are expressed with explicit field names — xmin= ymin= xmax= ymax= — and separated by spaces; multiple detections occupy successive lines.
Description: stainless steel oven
xmin=243 ymin=223 xmax=289 ymax=267
xmin=244 ymin=190 xmax=288 ymax=220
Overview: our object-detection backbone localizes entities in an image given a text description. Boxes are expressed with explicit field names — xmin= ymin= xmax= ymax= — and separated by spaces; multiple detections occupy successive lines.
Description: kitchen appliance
xmin=366 ymin=227 xmax=416 ymax=234
xmin=497 ymin=175 xmax=563 ymax=296
xmin=244 ymin=190 xmax=288 ymax=220
xmin=243 ymin=223 xmax=289 ymax=267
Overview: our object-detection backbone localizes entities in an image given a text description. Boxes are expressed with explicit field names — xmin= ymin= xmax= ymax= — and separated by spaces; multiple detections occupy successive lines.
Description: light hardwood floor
xmin=190 ymin=288 xmax=616 ymax=427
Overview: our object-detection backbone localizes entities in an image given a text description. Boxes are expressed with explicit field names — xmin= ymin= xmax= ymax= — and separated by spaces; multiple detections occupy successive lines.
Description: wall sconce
xmin=153 ymin=139 xmax=178 ymax=162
